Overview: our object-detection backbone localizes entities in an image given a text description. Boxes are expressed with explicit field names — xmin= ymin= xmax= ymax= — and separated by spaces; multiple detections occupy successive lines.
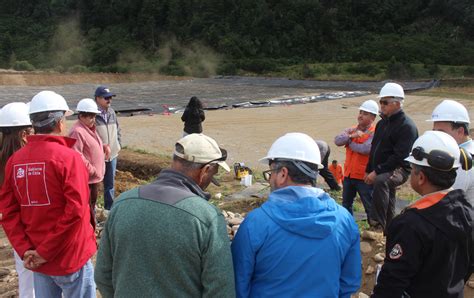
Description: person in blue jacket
xmin=231 ymin=133 xmax=362 ymax=298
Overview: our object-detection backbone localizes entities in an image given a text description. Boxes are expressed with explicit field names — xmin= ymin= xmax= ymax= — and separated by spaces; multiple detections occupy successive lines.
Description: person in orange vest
xmin=334 ymin=100 xmax=378 ymax=223
xmin=328 ymin=160 xmax=344 ymax=186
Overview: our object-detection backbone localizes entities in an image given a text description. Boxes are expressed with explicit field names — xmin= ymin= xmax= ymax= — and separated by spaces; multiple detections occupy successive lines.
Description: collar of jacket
xmin=380 ymin=109 xmax=404 ymax=121
xmin=76 ymin=119 xmax=97 ymax=132
xmin=156 ymin=169 xmax=211 ymax=200
xmin=26 ymin=134 xmax=76 ymax=148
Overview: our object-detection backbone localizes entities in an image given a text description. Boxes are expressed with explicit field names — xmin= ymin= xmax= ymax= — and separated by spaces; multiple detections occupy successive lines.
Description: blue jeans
xmin=342 ymin=177 xmax=373 ymax=221
xmin=104 ymin=157 xmax=117 ymax=210
xmin=33 ymin=260 xmax=96 ymax=298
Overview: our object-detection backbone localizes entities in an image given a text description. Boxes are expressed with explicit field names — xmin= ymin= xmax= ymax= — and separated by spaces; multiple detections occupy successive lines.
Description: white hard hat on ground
xmin=427 ymin=99 xmax=470 ymax=124
xmin=359 ymin=100 xmax=379 ymax=115
xmin=0 ymin=102 xmax=32 ymax=127
xmin=76 ymin=98 xmax=101 ymax=114
xmin=29 ymin=91 xmax=73 ymax=116
xmin=378 ymin=82 xmax=405 ymax=99
xmin=260 ymin=132 xmax=323 ymax=169
xmin=405 ymin=131 xmax=461 ymax=170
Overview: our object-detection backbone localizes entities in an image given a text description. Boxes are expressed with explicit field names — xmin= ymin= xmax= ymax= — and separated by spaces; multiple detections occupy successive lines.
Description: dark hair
xmin=412 ymin=164 xmax=456 ymax=190
xmin=78 ymin=112 xmax=97 ymax=119
xmin=450 ymin=122 xmax=469 ymax=136
xmin=0 ymin=126 xmax=30 ymax=184
xmin=187 ymin=96 xmax=203 ymax=109
xmin=30 ymin=111 xmax=63 ymax=134
xmin=271 ymin=159 xmax=319 ymax=186
xmin=332 ymin=160 xmax=337 ymax=164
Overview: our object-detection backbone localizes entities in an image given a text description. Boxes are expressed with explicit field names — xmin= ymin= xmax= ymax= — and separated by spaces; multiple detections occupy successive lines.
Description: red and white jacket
xmin=0 ymin=135 xmax=96 ymax=275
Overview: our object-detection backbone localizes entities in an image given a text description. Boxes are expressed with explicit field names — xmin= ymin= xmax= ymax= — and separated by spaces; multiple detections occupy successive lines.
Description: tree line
xmin=0 ymin=0 xmax=473 ymax=76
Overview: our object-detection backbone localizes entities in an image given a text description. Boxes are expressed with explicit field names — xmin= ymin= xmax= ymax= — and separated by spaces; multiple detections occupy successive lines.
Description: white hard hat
xmin=76 ymin=98 xmax=100 ymax=114
xmin=427 ymin=99 xmax=470 ymax=124
xmin=260 ymin=132 xmax=323 ymax=169
xmin=359 ymin=100 xmax=379 ymax=115
xmin=29 ymin=91 xmax=73 ymax=116
xmin=378 ymin=82 xmax=405 ymax=99
xmin=405 ymin=131 xmax=461 ymax=169
xmin=0 ymin=102 xmax=32 ymax=127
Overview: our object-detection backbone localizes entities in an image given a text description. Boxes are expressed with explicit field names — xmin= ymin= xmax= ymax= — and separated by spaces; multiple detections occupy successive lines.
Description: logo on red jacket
xmin=16 ymin=167 xmax=25 ymax=178
xmin=389 ymin=243 xmax=403 ymax=259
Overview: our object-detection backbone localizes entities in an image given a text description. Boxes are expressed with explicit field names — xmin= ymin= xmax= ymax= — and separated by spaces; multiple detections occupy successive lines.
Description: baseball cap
xmin=175 ymin=134 xmax=230 ymax=172
xmin=95 ymin=86 xmax=116 ymax=98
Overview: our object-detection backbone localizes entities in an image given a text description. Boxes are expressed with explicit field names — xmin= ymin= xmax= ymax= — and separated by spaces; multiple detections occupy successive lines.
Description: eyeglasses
xmin=104 ymin=96 xmax=112 ymax=101
xmin=411 ymin=146 xmax=454 ymax=171
xmin=262 ymin=167 xmax=282 ymax=181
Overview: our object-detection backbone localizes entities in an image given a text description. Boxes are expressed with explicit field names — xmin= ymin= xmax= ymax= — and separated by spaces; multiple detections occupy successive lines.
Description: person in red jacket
xmin=328 ymin=160 xmax=344 ymax=186
xmin=0 ymin=91 xmax=97 ymax=298
xmin=335 ymin=100 xmax=378 ymax=224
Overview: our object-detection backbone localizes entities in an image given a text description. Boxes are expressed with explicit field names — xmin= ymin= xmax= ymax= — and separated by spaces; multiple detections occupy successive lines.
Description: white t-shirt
xmin=453 ymin=139 xmax=474 ymax=206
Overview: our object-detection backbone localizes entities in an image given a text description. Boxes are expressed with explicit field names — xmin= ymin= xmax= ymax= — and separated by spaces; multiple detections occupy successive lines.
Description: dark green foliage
xmin=13 ymin=60 xmax=35 ymax=71
xmin=0 ymin=0 xmax=472 ymax=74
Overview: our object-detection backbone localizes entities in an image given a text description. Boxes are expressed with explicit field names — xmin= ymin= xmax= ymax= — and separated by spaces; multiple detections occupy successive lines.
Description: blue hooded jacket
xmin=231 ymin=186 xmax=361 ymax=298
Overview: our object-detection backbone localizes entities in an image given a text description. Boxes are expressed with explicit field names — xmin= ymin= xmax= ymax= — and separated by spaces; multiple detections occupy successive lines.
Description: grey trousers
xmin=370 ymin=168 xmax=410 ymax=231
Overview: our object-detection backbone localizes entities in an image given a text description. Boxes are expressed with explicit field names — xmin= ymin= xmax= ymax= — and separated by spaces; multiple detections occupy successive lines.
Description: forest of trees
xmin=0 ymin=0 xmax=473 ymax=77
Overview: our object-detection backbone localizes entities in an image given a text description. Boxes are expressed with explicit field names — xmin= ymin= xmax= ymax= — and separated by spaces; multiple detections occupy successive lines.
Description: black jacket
xmin=181 ymin=107 xmax=205 ymax=134
xmin=372 ymin=189 xmax=474 ymax=298
xmin=366 ymin=109 xmax=418 ymax=174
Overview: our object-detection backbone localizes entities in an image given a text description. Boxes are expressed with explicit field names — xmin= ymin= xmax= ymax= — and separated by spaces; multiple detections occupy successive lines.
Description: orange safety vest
xmin=328 ymin=164 xmax=344 ymax=184
xmin=344 ymin=124 xmax=375 ymax=180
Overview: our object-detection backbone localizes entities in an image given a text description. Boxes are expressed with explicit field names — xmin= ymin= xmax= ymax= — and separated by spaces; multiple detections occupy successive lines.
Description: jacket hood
xmin=261 ymin=186 xmax=338 ymax=238
xmin=415 ymin=189 xmax=473 ymax=242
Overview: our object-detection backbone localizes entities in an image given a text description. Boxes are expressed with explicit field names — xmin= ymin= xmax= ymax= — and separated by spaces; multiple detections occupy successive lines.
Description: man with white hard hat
xmin=335 ymin=99 xmax=378 ymax=223
xmin=0 ymin=91 xmax=97 ymax=297
xmin=232 ymin=133 xmax=361 ymax=297
xmin=95 ymin=133 xmax=235 ymax=297
xmin=428 ymin=99 xmax=474 ymax=206
xmin=372 ymin=131 xmax=473 ymax=297
xmin=365 ymin=83 xmax=418 ymax=232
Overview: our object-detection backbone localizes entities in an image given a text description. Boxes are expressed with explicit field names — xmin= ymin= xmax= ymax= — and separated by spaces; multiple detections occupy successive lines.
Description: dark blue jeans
xmin=342 ymin=177 xmax=373 ymax=221
xmin=103 ymin=157 xmax=117 ymax=210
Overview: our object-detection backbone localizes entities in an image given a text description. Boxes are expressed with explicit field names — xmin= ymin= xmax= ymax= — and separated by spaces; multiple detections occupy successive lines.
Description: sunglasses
xmin=262 ymin=167 xmax=282 ymax=181
xmin=411 ymin=147 xmax=454 ymax=171
xmin=104 ymin=96 xmax=113 ymax=101
xmin=201 ymin=148 xmax=228 ymax=168
xmin=379 ymin=99 xmax=395 ymax=106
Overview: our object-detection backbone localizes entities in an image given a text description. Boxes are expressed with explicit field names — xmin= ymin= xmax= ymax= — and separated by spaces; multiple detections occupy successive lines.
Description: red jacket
xmin=0 ymin=135 xmax=96 ymax=275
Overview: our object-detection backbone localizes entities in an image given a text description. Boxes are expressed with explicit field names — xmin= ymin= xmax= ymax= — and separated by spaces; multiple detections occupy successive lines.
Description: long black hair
xmin=187 ymin=96 xmax=203 ymax=109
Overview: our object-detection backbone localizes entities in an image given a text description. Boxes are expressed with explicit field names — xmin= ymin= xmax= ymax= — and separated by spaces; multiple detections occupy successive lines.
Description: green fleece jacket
xmin=95 ymin=169 xmax=235 ymax=297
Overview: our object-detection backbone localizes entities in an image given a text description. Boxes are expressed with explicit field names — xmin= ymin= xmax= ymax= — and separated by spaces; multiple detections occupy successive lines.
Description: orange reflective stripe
xmin=410 ymin=192 xmax=447 ymax=210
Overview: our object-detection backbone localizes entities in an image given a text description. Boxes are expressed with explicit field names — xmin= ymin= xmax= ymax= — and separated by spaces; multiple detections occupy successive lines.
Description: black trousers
xmin=370 ymin=168 xmax=409 ymax=232
xmin=319 ymin=146 xmax=341 ymax=191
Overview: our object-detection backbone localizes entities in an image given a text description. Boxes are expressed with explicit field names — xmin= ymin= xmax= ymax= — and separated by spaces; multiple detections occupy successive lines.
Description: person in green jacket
xmin=95 ymin=133 xmax=235 ymax=297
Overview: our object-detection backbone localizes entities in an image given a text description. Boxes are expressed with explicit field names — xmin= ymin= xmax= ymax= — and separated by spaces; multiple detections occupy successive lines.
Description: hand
xmin=350 ymin=130 xmax=363 ymax=139
xmin=364 ymin=171 xmax=376 ymax=185
xmin=23 ymin=250 xmax=47 ymax=270
xmin=104 ymin=145 xmax=111 ymax=160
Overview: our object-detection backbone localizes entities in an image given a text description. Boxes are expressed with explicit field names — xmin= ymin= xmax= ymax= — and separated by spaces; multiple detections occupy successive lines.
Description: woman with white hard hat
xmin=0 ymin=102 xmax=35 ymax=298
xmin=68 ymin=98 xmax=105 ymax=229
